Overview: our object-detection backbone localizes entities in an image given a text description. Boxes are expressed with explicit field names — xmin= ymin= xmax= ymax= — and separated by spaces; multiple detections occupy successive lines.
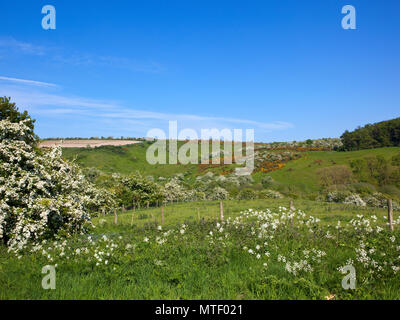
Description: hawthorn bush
xmin=0 ymin=118 xmax=114 ymax=251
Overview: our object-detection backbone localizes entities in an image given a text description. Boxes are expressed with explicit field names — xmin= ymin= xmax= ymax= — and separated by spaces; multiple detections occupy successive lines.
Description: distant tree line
xmin=41 ymin=136 xmax=145 ymax=141
xmin=340 ymin=117 xmax=400 ymax=151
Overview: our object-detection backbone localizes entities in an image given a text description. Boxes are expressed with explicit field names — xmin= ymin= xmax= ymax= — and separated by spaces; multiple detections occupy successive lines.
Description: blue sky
xmin=0 ymin=0 xmax=399 ymax=141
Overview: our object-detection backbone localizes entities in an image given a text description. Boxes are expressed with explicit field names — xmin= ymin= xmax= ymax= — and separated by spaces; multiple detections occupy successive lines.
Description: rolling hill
xmin=61 ymin=140 xmax=400 ymax=199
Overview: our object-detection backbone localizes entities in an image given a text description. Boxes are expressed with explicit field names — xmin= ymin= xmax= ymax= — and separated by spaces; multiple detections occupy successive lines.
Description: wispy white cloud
xmin=97 ymin=56 xmax=165 ymax=73
xmin=0 ymin=36 xmax=164 ymax=74
xmin=98 ymin=109 xmax=293 ymax=131
xmin=0 ymin=37 xmax=46 ymax=56
xmin=0 ymin=76 xmax=58 ymax=88
xmin=1 ymin=84 xmax=293 ymax=137
xmin=52 ymin=54 xmax=165 ymax=74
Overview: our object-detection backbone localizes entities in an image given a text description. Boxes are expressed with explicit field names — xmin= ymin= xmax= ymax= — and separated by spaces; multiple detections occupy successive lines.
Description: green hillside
xmin=61 ymin=141 xmax=242 ymax=181
xmin=62 ymin=142 xmax=400 ymax=197
xmin=254 ymin=147 xmax=400 ymax=192
xmin=62 ymin=141 xmax=198 ymax=178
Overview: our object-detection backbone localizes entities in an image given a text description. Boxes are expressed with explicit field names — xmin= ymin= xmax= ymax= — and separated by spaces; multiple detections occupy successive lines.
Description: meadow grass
xmin=1 ymin=199 xmax=399 ymax=300
xmin=62 ymin=143 xmax=400 ymax=194
xmin=253 ymin=147 xmax=400 ymax=191
xmin=61 ymin=141 xmax=240 ymax=180
xmin=94 ymin=198 xmax=389 ymax=227
xmin=62 ymin=142 xmax=200 ymax=177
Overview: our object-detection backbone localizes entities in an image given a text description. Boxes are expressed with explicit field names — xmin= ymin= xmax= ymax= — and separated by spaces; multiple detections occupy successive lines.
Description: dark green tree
xmin=0 ymin=97 xmax=35 ymax=128
xmin=340 ymin=117 xmax=400 ymax=151
xmin=0 ymin=97 xmax=37 ymax=145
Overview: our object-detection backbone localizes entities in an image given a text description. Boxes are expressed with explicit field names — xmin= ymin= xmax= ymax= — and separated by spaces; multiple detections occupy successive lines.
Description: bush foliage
xmin=340 ymin=117 xmax=400 ymax=151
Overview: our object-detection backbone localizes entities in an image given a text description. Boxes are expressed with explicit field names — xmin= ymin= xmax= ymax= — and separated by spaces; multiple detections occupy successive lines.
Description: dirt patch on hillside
xmin=39 ymin=140 xmax=142 ymax=148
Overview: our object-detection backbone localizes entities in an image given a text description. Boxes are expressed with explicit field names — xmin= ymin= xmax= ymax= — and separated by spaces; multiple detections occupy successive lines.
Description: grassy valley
xmin=2 ymin=97 xmax=400 ymax=300
xmin=62 ymin=142 xmax=400 ymax=201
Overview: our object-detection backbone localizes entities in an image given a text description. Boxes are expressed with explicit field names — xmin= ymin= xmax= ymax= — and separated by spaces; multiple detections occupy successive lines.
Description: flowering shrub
xmin=195 ymin=191 xmax=206 ymax=201
xmin=254 ymin=150 xmax=299 ymax=173
xmin=326 ymin=191 xmax=351 ymax=203
xmin=363 ymin=193 xmax=400 ymax=210
xmin=163 ymin=177 xmax=188 ymax=202
xmin=363 ymin=194 xmax=382 ymax=208
xmin=0 ymin=119 xmax=112 ymax=251
xmin=207 ymin=186 xmax=229 ymax=200
xmin=258 ymin=189 xmax=283 ymax=199
xmin=255 ymin=138 xmax=342 ymax=151
xmin=343 ymin=194 xmax=366 ymax=207
xmin=237 ymin=188 xmax=257 ymax=200
xmin=325 ymin=190 xmax=398 ymax=210
xmin=121 ymin=173 xmax=163 ymax=206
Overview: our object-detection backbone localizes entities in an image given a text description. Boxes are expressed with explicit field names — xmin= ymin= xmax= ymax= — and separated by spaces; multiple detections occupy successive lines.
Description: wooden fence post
xmin=289 ymin=200 xmax=294 ymax=226
xmin=114 ymin=209 xmax=118 ymax=225
xmin=130 ymin=205 xmax=135 ymax=226
xmin=161 ymin=206 xmax=165 ymax=225
xmin=220 ymin=201 xmax=224 ymax=222
xmin=388 ymin=199 xmax=394 ymax=232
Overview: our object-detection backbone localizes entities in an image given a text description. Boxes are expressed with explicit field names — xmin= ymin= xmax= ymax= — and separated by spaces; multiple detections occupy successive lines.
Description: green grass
xmin=93 ymin=198 xmax=390 ymax=227
xmin=8 ymin=144 xmax=397 ymax=300
xmin=253 ymin=147 xmax=400 ymax=192
xmin=1 ymin=199 xmax=399 ymax=300
xmin=61 ymin=141 xmax=243 ymax=182
xmin=62 ymin=142 xmax=400 ymax=193
xmin=62 ymin=142 xmax=198 ymax=178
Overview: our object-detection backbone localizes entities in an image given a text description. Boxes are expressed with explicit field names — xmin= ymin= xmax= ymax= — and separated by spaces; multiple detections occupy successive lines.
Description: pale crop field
xmin=39 ymin=139 xmax=142 ymax=148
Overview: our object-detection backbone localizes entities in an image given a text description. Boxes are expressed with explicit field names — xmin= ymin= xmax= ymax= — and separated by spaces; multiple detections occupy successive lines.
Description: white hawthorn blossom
xmin=0 ymin=119 xmax=114 ymax=251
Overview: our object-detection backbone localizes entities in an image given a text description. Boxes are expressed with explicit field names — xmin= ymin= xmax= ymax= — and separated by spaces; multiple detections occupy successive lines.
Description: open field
xmin=2 ymin=0 xmax=400 ymax=304
xmin=94 ymin=198 xmax=392 ymax=227
xmin=3 ymin=120 xmax=400 ymax=300
xmin=1 ymin=199 xmax=400 ymax=300
xmin=62 ymin=141 xmax=206 ymax=177
xmin=39 ymin=139 xmax=142 ymax=148
xmin=62 ymin=143 xmax=400 ymax=193
xmin=254 ymin=147 xmax=400 ymax=191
